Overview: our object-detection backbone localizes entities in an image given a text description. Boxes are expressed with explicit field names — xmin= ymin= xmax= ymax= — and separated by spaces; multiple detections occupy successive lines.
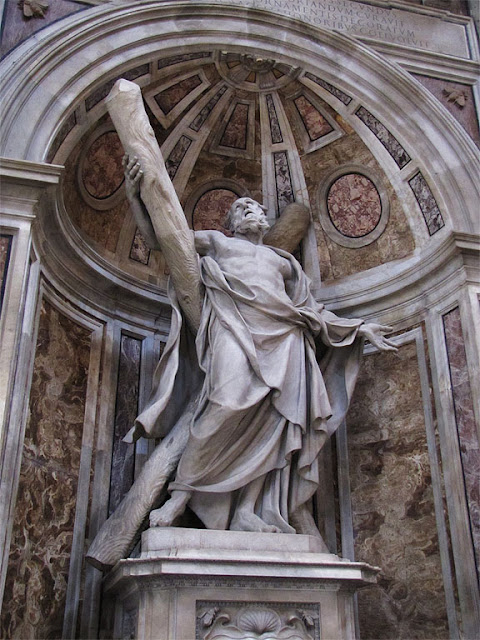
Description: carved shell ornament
xmin=19 ymin=0 xmax=49 ymax=18
xmin=236 ymin=608 xmax=281 ymax=634
xmin=202 ymin=606 xmax=315 ymax=640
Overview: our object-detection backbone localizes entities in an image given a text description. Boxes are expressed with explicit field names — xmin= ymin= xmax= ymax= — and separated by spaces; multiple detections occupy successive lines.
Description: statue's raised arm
xmin=106 ymin=79 xmax=202 ymax=332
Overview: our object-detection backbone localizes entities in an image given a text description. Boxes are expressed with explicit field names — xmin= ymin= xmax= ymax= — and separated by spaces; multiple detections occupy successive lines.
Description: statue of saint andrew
xmin=117 ymin=157 xmax=396 ymax=537
xmin=85 ymin=90 xmax=395 ymax=568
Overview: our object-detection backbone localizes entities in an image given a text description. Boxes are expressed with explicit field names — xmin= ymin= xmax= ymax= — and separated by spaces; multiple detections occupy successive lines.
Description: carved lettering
xmin=209 ymin=0 xmax=470 ymax=59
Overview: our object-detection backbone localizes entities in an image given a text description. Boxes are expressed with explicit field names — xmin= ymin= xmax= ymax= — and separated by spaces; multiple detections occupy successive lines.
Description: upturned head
xmin=226 ymin=197 xmax=270 ymax=241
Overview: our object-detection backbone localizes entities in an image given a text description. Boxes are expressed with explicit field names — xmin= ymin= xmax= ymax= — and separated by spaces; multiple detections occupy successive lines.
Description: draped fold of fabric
xmin=125 ymin=244 xmax=364 ymax=531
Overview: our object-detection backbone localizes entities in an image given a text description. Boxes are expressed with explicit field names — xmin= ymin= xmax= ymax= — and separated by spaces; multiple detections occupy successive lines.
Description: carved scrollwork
xmin=198 ymin=607 xmax=220 ymax=628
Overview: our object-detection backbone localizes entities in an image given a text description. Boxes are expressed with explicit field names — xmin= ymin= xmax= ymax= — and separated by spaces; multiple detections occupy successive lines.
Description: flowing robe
xmin=126 ymin=234 xmax=364 ymax=530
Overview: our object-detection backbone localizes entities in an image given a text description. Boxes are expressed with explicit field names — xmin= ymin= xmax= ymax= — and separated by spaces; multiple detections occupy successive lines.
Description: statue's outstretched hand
xmin=359 ymin=323 xmax=397 ymax=352
xmin=123 ymin=154 xmax=143 ymax=202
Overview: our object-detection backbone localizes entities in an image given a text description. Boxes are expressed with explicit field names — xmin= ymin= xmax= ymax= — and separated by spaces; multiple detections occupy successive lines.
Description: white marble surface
xmin=102 ymin=527 xmax=378 ymax=639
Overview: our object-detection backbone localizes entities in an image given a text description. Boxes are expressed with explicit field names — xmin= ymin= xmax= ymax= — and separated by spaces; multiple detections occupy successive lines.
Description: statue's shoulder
xmin=194 ymin=229 xmax=230 ymax=255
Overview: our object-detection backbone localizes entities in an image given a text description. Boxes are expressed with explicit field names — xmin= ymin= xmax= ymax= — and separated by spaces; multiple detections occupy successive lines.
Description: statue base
xmin=101 ymin=528 xmax=378 ymax=639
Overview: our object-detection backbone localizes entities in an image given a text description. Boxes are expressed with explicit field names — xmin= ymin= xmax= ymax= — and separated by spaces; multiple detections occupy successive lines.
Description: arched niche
xmin=0 ymin=0 xmax=478 ymax=319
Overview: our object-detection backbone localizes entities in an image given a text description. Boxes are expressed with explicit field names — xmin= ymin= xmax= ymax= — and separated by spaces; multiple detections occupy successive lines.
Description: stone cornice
xmin=321 ymin=231 xmax=480 ymax=320
xmin=0 ymin=157 xmax=63 ymax=185
xmin=0 ymin=158 xmax=64 ymax=217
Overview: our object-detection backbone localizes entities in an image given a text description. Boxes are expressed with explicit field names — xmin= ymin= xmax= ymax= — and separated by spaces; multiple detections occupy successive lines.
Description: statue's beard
xmin=235 ymin=215 xmax=270 ymax=235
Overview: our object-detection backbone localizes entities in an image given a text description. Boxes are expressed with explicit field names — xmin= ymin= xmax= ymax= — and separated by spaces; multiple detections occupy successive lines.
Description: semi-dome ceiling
xmin=58 ymin=48 xmax=417 ymax=293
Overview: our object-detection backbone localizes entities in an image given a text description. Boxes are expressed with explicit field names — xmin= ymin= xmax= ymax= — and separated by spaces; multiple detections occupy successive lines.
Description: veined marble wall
xmin=301 ymin=132 xmax=415 ymax=281
xmin=347 ymin=338 xmax=450 ymax=639
xmin=0 ymin=300 xmax=92 ymax=638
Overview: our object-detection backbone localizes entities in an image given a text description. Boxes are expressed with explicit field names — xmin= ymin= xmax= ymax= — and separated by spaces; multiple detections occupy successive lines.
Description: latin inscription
xmin=208 ymin=0 xmax=471 ymax=59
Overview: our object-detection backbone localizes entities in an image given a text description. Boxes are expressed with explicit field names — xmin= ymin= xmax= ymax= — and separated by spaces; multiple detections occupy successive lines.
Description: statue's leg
xmin=230 ymin=475 xmax=282 ymax=533
xmin=86 ymin=393 xmax=199 ymax=571
xmin=149 ymin=489 xmax=191 ymax=527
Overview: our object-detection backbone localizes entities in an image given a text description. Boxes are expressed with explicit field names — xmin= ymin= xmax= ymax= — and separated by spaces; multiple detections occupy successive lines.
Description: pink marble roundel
xmin=82 ymin=132 xmax=125 ymax=199
xmin=192 ymin=189 xmax=238 ymax=234
xmin=327 ymin=173 xmax=382 ymax=238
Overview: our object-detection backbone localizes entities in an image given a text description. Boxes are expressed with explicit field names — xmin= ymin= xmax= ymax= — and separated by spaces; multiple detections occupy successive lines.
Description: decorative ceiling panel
xmin=145 ymin=69 xmax=210 ymax=128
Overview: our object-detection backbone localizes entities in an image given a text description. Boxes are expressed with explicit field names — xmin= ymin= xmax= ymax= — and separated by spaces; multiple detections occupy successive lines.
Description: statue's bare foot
xmin=230 ymin=510 xmax=281 ymax=533
xmin=262 ymin=509 xmax=296 ymax=534
xmin=149 ymin=491 xmax=190 ymax=527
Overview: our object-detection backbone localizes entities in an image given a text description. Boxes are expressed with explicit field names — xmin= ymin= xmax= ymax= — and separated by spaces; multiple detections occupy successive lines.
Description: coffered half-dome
xmin=1 ymin=1 xmax=477 ymax=320
xmin=55 ymin=46 xmax=416 ymax=302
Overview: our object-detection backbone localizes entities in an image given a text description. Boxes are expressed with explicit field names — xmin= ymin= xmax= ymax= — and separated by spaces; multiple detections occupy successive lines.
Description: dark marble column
xmin=0 ymin=234 xmax=13 ymax=315
xmin=443 ymin=307 xmax=479 ymax=580
xmin=108 ymin=334 xmax=142 ymax=516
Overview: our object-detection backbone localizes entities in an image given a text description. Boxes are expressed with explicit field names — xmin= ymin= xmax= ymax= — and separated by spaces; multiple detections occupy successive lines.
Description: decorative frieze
xmin=408 ymin=172 xmax=445 ymax=235
xmin=204 ymin=0 xmax=473 ymax=60
xmin=355 ymin=106 xmax=411 ymax=169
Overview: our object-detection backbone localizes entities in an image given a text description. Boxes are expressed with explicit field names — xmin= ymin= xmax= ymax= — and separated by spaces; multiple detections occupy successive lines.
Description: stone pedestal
xmin=102 ymin=528 xmax=378 ymax=639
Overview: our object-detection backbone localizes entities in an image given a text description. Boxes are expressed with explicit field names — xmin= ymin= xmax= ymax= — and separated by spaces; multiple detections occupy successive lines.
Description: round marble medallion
xmin=81 ymin=131 xmax=125 ymax=200
xmin=327 ymin=173 xmax=382 ymax=238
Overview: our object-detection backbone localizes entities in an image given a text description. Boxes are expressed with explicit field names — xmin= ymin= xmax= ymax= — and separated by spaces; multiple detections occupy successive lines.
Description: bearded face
xmin=226 ymin=198 xmax=270 ymax=235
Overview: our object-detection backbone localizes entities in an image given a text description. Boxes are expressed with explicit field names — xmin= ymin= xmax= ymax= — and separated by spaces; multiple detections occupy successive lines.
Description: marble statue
xmin=86 ymin=79 xmax=395 ymax=570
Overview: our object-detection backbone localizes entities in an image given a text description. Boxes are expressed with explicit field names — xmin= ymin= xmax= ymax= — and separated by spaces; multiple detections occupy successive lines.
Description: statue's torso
xmin=195 ymin=231 xmax=294 ymax=304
